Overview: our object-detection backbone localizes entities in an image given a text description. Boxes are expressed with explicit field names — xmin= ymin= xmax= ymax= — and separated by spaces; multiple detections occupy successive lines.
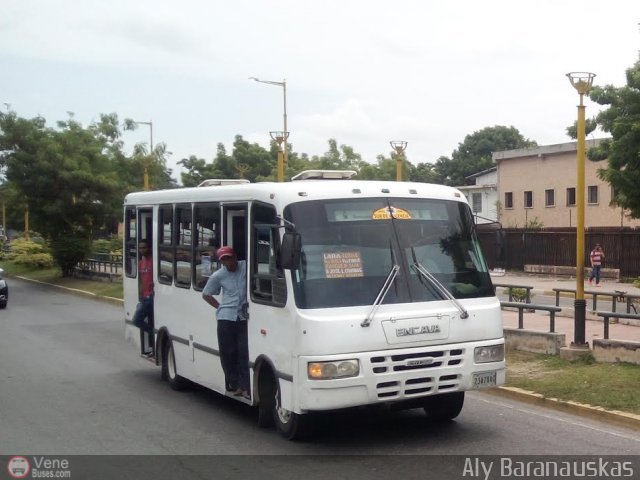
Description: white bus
xmin=123 ymin=170 xmax=505 ymax=439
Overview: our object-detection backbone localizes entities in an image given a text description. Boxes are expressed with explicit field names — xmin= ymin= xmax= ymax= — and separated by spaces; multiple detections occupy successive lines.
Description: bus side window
xmin=158 ymin=205 xmax=174 ymax=285
xmin=124 ymin=207 xmax=137 ymax=278
xmin=175 ymin=204 xmax=192 ymax=289
xmin=193 ymin=203 xmax=220 ymax=291
xmin=250 ymin=203 xmax=286 ymax=307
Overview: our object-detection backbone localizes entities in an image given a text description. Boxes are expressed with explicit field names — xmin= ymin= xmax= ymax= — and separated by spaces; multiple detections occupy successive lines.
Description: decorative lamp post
xmin=134 ymin=120 xmax=153 ymax=190
xmin=269 ymin=131 xmax=288 ymax=182
xmin=566 ymin=71 xmax=595 ymax=348
xmin=390 ymin=141 xmax=408 ymax=182
xmin=249 ymin=77 xmax=288 ymax=181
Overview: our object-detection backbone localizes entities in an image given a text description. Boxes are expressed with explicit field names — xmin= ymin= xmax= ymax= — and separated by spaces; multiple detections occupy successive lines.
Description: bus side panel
xmin=249 ymin=302 xmax=298 ymax=410
xmin=154 ymin=285 xmax=199 ymax=383
xmin=123 ymin=274 xmax=142 ymax=348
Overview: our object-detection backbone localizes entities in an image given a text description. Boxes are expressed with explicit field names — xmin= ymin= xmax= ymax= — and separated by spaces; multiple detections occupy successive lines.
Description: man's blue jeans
xmin=217 ymin=319 xmax=249 ymax=392
xmin=589 ymin=265 xmax=602 ymax=284
xmin=132 ymin=296 xmax=154 ymax=334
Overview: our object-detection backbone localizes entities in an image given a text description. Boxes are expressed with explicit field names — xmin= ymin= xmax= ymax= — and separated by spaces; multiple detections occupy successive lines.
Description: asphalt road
xmin=1 ymin=278 xmax=639 ymax=477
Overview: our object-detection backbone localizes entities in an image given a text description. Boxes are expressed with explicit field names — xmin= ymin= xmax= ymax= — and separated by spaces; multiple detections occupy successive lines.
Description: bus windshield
xmin=284 ymin=197 xmax=494 ymax=309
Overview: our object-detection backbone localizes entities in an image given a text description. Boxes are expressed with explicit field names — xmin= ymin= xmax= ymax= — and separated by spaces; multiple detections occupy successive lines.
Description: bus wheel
xmin=272 ymin=379 xmax=313 ymax=440
xmin=423 ymin=392 xmax=464 ymax=421
xmin=163 ymin=339 xmax=188 ymax=391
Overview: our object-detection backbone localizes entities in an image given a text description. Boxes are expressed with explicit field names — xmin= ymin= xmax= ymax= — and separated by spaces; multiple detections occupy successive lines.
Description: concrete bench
xmin=552 ymin=287 xmax=623 ymax=312
xmin=501 ymin=301 xmax=565 ymax=354
xmin=501 ymin=301 xmax=562 ymax=332
xmin=596 ymin=311 xmax=640 ymax=340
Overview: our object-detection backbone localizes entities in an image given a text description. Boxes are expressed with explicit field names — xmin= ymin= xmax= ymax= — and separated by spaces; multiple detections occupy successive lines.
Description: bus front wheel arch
xmin=272 ymin=377 xmax=313 ymax=440
xmin=162 ymin=338 xmax=188 ymax=391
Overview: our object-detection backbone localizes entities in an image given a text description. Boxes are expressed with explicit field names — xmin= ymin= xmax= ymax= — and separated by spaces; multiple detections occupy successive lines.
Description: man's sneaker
xmin=142 ymin=351 xmax=154 ymax=359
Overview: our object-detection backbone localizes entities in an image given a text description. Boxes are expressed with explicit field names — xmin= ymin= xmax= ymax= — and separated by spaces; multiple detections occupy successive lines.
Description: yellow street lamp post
xmin=250 ymin=77 xmax=288 ymax=182
xmin=269 ymin=131 xmax=288 ymax=182
xmin=134 ymin=120 xmax=153 ymax=190
xmin=566 ymin=71 xmax=595 ymax=348
xmin=390 ymin=141 xmax=408 ymax=182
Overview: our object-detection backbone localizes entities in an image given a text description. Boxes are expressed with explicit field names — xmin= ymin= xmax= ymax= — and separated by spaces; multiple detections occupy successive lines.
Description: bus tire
xmin=272 ymin=378 xmax=313 ymax=440
xmin=257 ymin=368 xmax=275 ymax=428
xmin=163 ymin=339 xmax=188 ymax=391
xmin=423 ymin=392 xmax=464 ymax=421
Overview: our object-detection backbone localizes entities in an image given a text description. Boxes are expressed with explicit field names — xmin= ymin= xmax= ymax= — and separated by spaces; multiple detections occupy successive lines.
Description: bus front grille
xmin=371 ymin=348 xmax=464 ymax=399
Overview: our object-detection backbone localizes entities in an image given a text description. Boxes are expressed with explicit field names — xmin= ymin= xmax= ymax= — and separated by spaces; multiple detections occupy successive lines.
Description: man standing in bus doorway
xmin=589 ymin=243 xmax=605 ymax=287
xmin=132 ymin=239 xmax=155 ymax=357
xmin=202 ymin=246 xmax=250 ymax=399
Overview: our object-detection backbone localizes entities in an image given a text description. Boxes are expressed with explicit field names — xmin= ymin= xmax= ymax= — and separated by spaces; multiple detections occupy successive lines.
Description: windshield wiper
xmin=361 ymin=265 xmax=399 ymax=327
xmin=411 ymin=262 xmax=469 ymax=319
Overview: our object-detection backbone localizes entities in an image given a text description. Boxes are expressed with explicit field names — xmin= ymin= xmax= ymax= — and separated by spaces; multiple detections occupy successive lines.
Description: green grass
xmin=1 ymin=260 xmax=123 ymax=299
xmin=506 ymin=350 xmax=640 ymax=415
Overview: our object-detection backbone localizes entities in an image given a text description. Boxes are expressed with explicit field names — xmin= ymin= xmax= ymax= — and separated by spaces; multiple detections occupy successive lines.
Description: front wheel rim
xmin=275 ymin=390 xmax=292 ymax=424
xmin=168 ymin=345 xmax=177 ymax=380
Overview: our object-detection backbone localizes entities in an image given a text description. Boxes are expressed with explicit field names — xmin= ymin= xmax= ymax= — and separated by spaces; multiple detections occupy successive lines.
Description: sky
xmin=1 ymin=0 xmax=639 ymax=184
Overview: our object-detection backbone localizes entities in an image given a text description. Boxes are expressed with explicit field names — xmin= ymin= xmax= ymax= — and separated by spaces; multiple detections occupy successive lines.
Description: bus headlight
xmin=308 ymin=360 xmax=359 ymax=380
xmin=474 ymin=344 xmax=504 ymax=363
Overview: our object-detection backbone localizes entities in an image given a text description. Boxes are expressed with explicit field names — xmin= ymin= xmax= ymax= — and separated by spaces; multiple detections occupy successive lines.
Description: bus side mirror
xmin=280 ymin=232 xmax=301 ymax=270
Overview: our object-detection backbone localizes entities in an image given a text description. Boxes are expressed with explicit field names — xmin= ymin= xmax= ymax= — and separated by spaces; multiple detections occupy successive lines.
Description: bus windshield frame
xmin=284 ymin=197 xmax=493 ymax=309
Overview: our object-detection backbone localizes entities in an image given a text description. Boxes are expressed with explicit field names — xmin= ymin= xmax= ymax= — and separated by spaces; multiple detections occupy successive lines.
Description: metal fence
xmin=477 ymin=227 xmax=640 ymax=279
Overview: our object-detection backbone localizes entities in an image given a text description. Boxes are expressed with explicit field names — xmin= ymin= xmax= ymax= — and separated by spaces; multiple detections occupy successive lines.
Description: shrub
xmin=6 ymin=238 xmax=49 ymax=258
xmin=50 ymin=236 xmax=92 ymax=277
xmin=13 ymin=252 xmax=55 ymax=268
xmin=92 ymin=238 xmax=123 ymax=255
xmin=504 ymin=287 xmax=534 ymax=303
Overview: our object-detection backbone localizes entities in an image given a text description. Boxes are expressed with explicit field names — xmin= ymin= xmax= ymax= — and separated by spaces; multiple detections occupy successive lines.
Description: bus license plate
xmin=473 ymin=371 xmax=497 ymax=388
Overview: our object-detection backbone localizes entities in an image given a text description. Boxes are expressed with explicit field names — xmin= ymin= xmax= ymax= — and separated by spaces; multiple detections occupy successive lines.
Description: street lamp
xmin=249 ymin=77 xmax=288 ymax=182
xmin=390 ymin=141 xmax=408 ymax=182
xmin=566 ymin=71 xmax=595 ymax=348
xmin=134 ymin=120 xmax=153 ymax=190
xmin=269 ymin=131 xmax=288 ymax=182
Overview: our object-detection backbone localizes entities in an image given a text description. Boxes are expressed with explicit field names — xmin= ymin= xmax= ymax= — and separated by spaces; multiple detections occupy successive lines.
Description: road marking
xmin=470 ymin=393 xmax=640 ymax=444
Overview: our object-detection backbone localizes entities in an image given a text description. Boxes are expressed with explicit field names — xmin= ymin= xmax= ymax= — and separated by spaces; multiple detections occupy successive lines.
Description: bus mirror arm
xmin=276 ymin=215 xmax=296 ymax=231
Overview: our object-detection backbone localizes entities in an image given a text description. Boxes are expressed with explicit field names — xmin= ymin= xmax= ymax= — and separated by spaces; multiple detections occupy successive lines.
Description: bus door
xmin=222 ymin=204 xmax=248 ymax=261
xmin=138 ymin=208 xmax=153 ymax=354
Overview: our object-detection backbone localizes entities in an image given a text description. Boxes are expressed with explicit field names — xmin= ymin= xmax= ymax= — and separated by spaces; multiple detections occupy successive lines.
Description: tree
xmin=434 ymin=126 xmax=537 ymax=186
xmin=122 ymin=118 xmax=176 ymax=191
xmin=583 ymin=57 xmax=640 ymax=218
xmin=410 ymin=162 xmax=439 ymax=184
xmin=309 ymin=139 xmax=367 ymax=173
xmin=0 ymin=111 xmax=127 ymax=275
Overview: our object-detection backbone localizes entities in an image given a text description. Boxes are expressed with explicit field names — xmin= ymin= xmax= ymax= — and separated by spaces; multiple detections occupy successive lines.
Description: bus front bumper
xmin=296 ymin=339 xmax=506 ymax=412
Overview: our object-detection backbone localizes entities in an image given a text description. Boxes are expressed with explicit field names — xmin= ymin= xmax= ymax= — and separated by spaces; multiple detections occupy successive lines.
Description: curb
xmin=484 ymin=386 xmax=640 ymax=432
xmin=14 ymin=275 xmax=124 ymax=306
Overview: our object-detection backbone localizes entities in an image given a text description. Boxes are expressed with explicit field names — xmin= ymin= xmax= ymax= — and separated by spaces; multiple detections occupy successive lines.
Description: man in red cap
xmin=202 ymin=246 xmax=250 ymax=399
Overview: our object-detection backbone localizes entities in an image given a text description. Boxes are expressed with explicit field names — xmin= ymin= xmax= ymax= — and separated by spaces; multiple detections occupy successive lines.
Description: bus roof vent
xmin=291 ymin=170 xmax=357 ymax=181
xmin=197 ymin=179 xmax=250 ymax=187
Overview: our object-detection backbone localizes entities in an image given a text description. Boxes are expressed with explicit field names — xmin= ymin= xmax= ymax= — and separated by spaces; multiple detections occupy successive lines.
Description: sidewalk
xmin=494 ymin=271 xmax=640 ymax=344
